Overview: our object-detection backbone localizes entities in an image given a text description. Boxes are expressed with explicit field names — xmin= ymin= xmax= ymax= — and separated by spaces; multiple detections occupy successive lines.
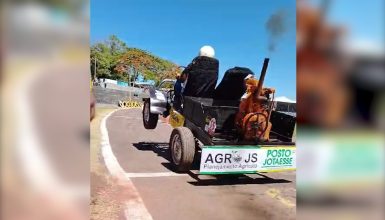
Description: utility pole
xmin=127 ymin=66 xmax=132 ymax=100
xmin=94 ymin=57 xmax=97 ymax=80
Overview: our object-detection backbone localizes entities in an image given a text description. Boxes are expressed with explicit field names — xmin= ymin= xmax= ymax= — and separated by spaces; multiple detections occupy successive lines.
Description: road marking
xmin=266 ymin=188 xmax=295 ymax=208
xmin=125 ymin=172 xmax=188 ymax=178
xmin=101 ymin=110 xmax=153 ymax=220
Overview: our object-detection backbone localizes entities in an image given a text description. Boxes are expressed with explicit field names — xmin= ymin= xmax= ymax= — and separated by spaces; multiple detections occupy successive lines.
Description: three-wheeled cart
xmin=143 ymin=57 xmax=296 ymax=174
xmin=168 ymin=96 xmax=296 ymax=174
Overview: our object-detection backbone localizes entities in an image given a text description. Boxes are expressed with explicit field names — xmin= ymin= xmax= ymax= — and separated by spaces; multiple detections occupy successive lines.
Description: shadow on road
xmin=132 ymin=142 xmax=201 ymax=171
xmin=132 ymin=142 xmax=292 ymax=186
xmin=187 ymin=171 xmax=292 ymax=186
xmin=132 ymin=141 xmax=170 ymax=160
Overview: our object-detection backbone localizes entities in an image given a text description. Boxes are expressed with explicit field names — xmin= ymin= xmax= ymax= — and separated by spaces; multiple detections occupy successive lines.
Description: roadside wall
xmin=93 ymin=86 xmax=142 ymax=105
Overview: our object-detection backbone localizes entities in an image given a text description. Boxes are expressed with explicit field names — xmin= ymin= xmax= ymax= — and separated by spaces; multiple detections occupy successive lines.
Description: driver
xmin=181 ymin=45 xmax=219 ymax=98
xmin=173 ymin=46 xmax=219 ymax=110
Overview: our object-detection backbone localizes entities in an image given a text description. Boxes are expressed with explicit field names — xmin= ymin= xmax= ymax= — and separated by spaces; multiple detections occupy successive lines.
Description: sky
xmin=310 ymin=0 xmax=384 ymax=51
xmin=91 ymin=0 xmax=297 ymax=100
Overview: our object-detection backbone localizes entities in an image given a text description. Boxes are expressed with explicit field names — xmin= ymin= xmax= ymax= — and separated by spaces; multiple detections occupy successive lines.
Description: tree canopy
xmin=91 ymin=35 xmax=180 ymax=84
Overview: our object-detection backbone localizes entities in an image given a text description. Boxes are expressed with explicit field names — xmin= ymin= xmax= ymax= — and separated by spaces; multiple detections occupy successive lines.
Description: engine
xmin=235 ymin=58 xmax=275 ymax=142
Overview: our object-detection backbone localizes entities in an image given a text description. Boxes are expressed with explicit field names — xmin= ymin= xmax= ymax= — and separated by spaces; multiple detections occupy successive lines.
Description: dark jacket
xmin=174 ymin=78 xmax=183 ymax=94
xmin=182 ymin=56 xmax=219 ymax=98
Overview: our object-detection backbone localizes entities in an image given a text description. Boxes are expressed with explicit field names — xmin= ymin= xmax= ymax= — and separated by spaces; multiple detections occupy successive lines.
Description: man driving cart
xmin=143 ymin=46 xmax=296 ymax=174
xmin=173 ymin=45 xmax=219 ymax=111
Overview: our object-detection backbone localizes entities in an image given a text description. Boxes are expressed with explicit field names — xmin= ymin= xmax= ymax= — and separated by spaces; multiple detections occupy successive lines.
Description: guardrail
xmin=118 ymin=100 xmax=143 ymax=108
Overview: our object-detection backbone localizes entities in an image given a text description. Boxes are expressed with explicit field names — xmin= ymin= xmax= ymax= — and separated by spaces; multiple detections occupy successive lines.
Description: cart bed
xmin=182 ymin=96 xmax=296 ymax=145
xmin=183 ymin=96 xmax=239 ymax=133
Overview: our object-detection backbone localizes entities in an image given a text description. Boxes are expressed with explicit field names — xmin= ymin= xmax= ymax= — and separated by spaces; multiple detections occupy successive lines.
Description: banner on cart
xmin=199 ymin=146 xmax=296 ymax=174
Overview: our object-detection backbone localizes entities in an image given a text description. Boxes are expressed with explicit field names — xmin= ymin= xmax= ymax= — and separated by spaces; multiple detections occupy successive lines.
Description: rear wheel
xmin=143 ymin=99 xmax=158 ymax=129
xmin=169 ymin=127 xmax=195 ymax=172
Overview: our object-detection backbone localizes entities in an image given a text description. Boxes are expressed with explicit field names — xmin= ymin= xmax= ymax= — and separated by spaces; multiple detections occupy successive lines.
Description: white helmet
xmin=199 ymin=45 xmax=215 ymax=58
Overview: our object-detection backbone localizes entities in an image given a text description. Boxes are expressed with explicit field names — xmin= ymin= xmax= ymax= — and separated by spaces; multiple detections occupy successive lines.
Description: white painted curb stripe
xmin=100 ymin=110 xmax=153 ymax=220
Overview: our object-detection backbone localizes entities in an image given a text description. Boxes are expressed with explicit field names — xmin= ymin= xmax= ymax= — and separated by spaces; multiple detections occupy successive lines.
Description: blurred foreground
xmin=1 ymin=1 xmax=90 ymax=219
xmin=297 ymin=0 xmax=384 ymax=219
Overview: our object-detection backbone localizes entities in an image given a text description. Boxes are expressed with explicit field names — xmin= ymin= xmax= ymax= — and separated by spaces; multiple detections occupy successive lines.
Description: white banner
xmin=199 ymin=146 xmax=296 ymax=174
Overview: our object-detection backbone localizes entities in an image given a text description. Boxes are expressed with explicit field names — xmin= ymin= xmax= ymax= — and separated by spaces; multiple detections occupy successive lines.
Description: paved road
xmin=105 ymin=108 xmax=296 ymax=220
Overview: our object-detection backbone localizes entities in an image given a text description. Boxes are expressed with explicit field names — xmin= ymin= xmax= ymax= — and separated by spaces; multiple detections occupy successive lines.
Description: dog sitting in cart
xmin=142 ymin=46 xmax=296 ymax=173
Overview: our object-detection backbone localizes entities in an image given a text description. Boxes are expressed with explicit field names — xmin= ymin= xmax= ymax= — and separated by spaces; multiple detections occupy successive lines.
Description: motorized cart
xmin=143 ymin=58 xmax=296 ymax=174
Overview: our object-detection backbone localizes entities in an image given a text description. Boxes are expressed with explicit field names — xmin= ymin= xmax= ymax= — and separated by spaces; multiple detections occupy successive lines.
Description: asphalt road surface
xmin=105 ymin=108 xmax=296 ymax=220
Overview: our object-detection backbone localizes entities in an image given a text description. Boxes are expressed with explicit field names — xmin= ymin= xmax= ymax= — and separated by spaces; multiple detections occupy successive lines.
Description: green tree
xmin=115 ymin=48 xmax=181 ymax=84
xmin=90 ymin=35 xmax=129 ymax=81
xmin=91 ymin=35 xmax=181 ymax=84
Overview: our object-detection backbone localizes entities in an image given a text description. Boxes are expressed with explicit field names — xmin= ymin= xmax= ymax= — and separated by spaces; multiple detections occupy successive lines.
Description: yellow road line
xmin=266 ymin=188 xmax=295 ymax=208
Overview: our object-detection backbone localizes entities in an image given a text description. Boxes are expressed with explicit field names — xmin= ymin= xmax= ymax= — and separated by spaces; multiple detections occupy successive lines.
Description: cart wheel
xmin=169 ymin=127 xmax=195 ymax=172
xmin=143 ymin=99 xmax=158 ymax=129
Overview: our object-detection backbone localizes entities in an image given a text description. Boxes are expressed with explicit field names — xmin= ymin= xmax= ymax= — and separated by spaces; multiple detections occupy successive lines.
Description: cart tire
xmin=169 ymin=127 xmax=195 ymax=172
xmin=143 ymin=99 xmax=158 ymax=129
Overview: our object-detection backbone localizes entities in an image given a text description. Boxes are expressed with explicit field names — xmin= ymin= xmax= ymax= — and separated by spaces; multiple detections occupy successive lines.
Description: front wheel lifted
xmin=169 ymin=127 xmax=195 ymax=172
xmin=143 ymin=99 xmax=158 ymax=129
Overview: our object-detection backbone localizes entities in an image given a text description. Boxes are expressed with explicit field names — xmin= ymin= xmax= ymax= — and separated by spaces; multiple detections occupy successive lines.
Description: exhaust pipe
xmin=256 ymin=58 xmax=270 ymax=96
